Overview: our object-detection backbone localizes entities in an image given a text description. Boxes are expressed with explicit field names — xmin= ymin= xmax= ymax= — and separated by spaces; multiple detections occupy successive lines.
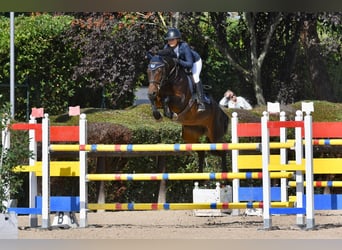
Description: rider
xmin=163 ymin=28 xmax=206 ymax=112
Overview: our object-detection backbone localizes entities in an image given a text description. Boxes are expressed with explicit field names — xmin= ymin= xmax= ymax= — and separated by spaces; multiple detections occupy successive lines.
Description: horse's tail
xmin=222 ymin=109 xmax=229 ymax=134
xmin=212 ymin=97 xmax=229 ymax=135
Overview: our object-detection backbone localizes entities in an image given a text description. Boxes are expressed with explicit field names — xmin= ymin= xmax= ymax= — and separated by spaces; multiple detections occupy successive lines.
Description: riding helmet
xmin=164 ymin=28 xmax=182 ymax=40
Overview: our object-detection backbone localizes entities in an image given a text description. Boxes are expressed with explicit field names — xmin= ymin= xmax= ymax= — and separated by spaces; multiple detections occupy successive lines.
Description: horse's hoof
xmin=172 ymin=113 xmax=178 ymax=121
xmin=153 ymin=111 xmax=162 ymax=120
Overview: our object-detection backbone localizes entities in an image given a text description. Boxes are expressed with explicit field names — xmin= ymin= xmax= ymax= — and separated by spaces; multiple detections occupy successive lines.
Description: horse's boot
xmin=195 ymin=81 xmax=206 ymax=112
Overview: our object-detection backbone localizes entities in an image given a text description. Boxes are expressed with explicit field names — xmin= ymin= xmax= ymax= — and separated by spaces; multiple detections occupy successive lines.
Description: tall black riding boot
xmin=195 ymin=81 xmax=206 ymax=112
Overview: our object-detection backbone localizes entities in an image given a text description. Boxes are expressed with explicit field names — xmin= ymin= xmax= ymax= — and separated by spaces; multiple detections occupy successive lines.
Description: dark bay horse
xmin=146 ymin=53 xmax=229 ymax=172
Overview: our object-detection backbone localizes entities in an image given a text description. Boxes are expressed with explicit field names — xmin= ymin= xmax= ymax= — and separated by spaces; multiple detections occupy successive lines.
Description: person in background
xmin=163 ymin=27 xmax=206 ymax=112
xmin=219 ymin=89 xmax=253 ymax=110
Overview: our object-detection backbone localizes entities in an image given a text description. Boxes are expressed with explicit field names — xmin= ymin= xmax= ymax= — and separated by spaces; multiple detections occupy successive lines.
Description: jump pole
xmin=87 ymin=201 xmax=292 ymax=211
xmin=86 ymin=172 xmax=293 ymax=181
xmin=50 ymin=141 xmax=294 ymax=152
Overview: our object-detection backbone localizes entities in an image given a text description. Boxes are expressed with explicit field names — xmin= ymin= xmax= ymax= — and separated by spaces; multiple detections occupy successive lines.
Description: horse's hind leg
xmin=221 ymin=151 xmax=228 ymax=172
xmin=197 ymin=151 xmax=205 ymax=173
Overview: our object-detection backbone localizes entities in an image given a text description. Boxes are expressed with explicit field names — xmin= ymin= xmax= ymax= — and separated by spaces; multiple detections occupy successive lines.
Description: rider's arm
xmin=219 ymin=97 xmax=229 ymax=107
xmin=177 ymin=43 xmax=194 ymax=69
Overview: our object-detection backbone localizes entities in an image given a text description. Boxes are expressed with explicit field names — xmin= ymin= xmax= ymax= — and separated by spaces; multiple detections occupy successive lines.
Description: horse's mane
xmin=157 ymin=47 xmax=177 ymax=59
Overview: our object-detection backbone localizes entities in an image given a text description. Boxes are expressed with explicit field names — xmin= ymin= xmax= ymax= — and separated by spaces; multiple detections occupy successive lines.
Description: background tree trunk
xmin=300 ymin=14 xmax=336 ymax=101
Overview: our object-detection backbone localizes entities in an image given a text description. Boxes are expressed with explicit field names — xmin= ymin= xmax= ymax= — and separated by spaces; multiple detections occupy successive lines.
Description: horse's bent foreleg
xmin=148 ymin=93 xmax=162 ymax=120
xmin=151 ymin=103 xmax=162 ymax=120
xmin=162 ymin=96 xmax=174 ymax=119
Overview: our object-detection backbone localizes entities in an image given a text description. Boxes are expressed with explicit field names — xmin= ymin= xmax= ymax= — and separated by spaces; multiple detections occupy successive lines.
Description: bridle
xmin=147 ymin=57 xmax=178 ymax=92
xmin=148 ymin=61 xmax=166 ymax=88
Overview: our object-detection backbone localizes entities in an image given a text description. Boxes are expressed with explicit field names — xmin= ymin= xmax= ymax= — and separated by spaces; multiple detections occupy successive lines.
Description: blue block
xmin=36 ymin=196 xmax=80 ymax=212
xmin=270 ymin=207 xmax=306 ymax=215
xmin=303 ymin=194 xmax=342 ymax=210
xmin=7 ymin=207 xmax=41 ymax=215
xmin=239 ymin=187 xmax=281 ymax=201
xmin=8 ymin=196 xmax=80 ymax=215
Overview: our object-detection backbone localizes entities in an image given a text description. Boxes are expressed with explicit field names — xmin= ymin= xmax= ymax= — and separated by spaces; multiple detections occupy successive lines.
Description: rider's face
xmin=168 ymin=39 xmax=178 ymax=48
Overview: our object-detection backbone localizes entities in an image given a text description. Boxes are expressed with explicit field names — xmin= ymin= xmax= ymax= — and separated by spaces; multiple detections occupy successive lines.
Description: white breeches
xmin=192 ymin=58 xmax=202 ymax=83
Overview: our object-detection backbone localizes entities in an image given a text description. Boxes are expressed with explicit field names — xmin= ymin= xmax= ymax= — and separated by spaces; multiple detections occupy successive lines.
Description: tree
xmin=299 ymin=13 xmax=338 ymax=102
xmin=0 ymin=13 xmax=77 ymax=119
xmin=0 ymin=102 xmax=31 ymax=212
xmin=62 ymin=12 xmax=165 ymax=109
xmin=210 ymin=12 xmax=282 ymax=106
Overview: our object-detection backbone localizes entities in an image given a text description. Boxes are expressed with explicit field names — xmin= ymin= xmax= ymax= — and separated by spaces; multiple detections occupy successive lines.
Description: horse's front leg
xmin=162 ymin=96 xmax=174 ymax=119
xmin=148 ymin=94 xmax=162 ymax=120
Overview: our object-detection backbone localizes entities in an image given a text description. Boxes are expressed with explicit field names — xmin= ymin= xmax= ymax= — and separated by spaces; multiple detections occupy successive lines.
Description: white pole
xmin=261 ymin=111 xmax=271 ymax=229
xmin=230 ymin=112 xmax=239 ymax=216
xmin=279 ymin=111 xmax=288 ymax=202
xmin=79 ymin=114 xmax=88 ymax=227
xmin=41 ymin=114 xmax=50 ymax=228
xmin=10 ymin=12 xmax=15 ymax=118
xmin=295 ymin=110 xmax=305 ymax=226
xmin=29 ymin=116 xmax=38 ymax=227
xmin=1 ymin=117 xmax=10 ymax=208
xmin=304 ymin=111 xmax=315 ymax=229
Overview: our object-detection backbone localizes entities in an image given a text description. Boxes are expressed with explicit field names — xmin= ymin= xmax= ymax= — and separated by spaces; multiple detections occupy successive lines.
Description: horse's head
xmin=147 ymin=53 xmax=177 ymax=120
xmin=147 ymin=55 xmax=166 ymax=100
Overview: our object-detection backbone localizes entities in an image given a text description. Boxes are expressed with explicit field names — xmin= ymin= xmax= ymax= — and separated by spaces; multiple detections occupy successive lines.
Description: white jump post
xmin=42 ymin=114 xmax=50 ymax=228
xmin=302 ymin=102 xmax=315 ymax=229
xmin=79 ymin=113 xmax=88 ymax=228
xmin=267 ymin=102 xmax=288 ymax=202
xmin=279 ymin=111 xmax=288 ymax=202
xmin=230 ymin=112 xmax=239 ymax=216
xmin=28 ymin=116 xmax=38 ymax=227
xmin=294 ymin=110 xmax=305 ymax=226
xmin=1 ymin=116 xmax=10 ymax=209
xmin=261 ymin=111 xmax=271 ymax=229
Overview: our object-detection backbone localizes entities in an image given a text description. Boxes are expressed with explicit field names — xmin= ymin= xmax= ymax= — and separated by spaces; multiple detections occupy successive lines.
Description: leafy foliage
xmin=0 ymin=102 xmax=32 ymax=212
xmin=0 ymin=13 xmax=77 ymax=119
xmin=62 ymin=12 xmax=165 ymax=109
